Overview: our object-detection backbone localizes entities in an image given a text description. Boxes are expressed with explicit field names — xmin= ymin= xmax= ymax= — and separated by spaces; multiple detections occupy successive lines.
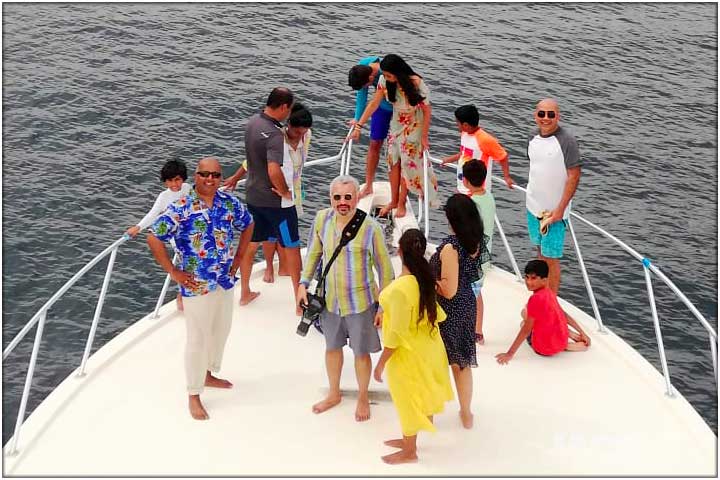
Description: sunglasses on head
xmin=196 ymin=171 xmax=222 ymax=179
xmin=536 ymin=110 xmax=556 ymax=119
xmin=332 ymin=194 xmax=353 ymax=201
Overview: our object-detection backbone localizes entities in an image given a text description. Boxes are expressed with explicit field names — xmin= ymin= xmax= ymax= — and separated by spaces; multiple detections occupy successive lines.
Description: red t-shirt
xmin=528 ymin=287 xmax=569 ymax=356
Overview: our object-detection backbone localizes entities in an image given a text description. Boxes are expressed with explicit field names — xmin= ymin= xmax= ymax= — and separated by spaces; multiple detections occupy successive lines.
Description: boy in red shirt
xmin=496 ymin=260 xmax=590 ymax=364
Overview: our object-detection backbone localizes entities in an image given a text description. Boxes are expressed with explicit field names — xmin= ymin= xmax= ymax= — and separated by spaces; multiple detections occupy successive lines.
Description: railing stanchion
xmin=568 ymin=216 xmax=606 ymax=333
xmin=643 ymin=263 xmax=674 ymax=397
xmin=9 ymin=310 xmax=47 ymax=456
xmin=422 ymin=150 xmax=430 ymax=239
xmin=344 ymin=139 xmax=353 ymax=176
xmin=494 ymin=213 xmax=522 ymax=282
xmin=710 ymin=334 xmax=718 ymax=385
xmin=153 ymin=252 xmax=179 ymax=319
xmin=78 ymin=248 xmax=119 ymax=377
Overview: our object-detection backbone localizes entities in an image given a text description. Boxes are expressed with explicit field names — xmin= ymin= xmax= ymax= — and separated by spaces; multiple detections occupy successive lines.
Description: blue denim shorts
xmin=527 ymin=210 xmax=567 ymax=259
xmin=369 ymin=107 xmax=392 ymax=141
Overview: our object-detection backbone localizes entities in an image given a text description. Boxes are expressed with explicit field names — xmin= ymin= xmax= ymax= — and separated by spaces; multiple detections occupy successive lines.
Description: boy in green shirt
xmin=462 ymin=159 xmax=495 ymax=344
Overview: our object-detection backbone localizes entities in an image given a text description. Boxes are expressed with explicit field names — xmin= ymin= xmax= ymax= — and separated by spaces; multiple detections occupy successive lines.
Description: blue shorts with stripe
xmin=247 ymin=204 xmax=300 ymax=248
xmin=526 ymin=210 xmax=567 ymax=259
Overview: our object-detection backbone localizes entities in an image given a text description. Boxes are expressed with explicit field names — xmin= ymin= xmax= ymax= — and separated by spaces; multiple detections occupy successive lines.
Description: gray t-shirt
xmin=245 ymin=112 xmax=285 ymax=208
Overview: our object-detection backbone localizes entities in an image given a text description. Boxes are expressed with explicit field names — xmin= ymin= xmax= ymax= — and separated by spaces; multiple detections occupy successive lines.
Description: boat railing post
xmin=567 ymin=215 xmax=606 ymax=333
xmin=152 ymin=252 xmax=179 ymax=319
xmin=422 ymin=150 xmax=430 ymax=239
xmin=8 ymin=310 xmax=48 ymax=456
xmin=642 ymin=259 xmax=674 ymax=397
xmin=710 ymin=334 xmax=718 ymax=385
xmin=344 ymin=139 xmax=353 ymax=176
xmin=78 ymin=247 xmax=119 ymax=377
xmin=493 ymin=213 xmax=522 ymax=282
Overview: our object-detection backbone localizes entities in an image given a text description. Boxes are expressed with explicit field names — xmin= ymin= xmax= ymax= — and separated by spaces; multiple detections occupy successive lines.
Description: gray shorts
xmin=319 ymin=306 xmax=380 ymax=356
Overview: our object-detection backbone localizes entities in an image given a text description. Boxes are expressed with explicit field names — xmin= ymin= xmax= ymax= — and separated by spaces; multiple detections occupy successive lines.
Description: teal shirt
xmin=354 ymin=55 xmax=393 ymax=121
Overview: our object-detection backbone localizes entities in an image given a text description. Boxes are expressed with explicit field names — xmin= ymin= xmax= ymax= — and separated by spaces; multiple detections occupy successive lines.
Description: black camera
xmin=296 ymin=293 xmax=325 ymax=337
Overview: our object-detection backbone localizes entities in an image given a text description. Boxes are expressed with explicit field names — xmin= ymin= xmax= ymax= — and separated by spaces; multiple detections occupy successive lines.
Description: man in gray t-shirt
xmin=525 ymin=98 xmax=583 ymax=293
xmin=226 ymin=87 xmax=304 ymax=310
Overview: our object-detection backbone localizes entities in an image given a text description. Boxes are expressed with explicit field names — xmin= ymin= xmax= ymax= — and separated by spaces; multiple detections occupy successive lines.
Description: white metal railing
xmin=4 ymin=133 xmax=717 ymax=455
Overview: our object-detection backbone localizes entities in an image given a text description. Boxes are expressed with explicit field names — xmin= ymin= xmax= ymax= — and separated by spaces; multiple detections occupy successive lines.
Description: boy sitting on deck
xmin=462 ymin=159 xmax=495 ymax=345
xmin=496 ymin=260 xmax=591 ymax=364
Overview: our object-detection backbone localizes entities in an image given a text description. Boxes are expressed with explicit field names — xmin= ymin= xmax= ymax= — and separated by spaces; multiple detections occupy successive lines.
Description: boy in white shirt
xmin=126 ymin=159 xmax=191 ymax=309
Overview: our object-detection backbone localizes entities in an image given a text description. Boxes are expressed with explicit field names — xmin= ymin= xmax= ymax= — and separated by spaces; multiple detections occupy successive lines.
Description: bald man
xmin=525 ymin=99 xmax=582 ymax=293
xmin=148 ymin=157 xmax=254 ymax=420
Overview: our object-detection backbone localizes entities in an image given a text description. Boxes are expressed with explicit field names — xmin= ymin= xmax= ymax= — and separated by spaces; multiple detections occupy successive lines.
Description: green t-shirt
xmin=470 ymin=191 xmax=496 ymax=255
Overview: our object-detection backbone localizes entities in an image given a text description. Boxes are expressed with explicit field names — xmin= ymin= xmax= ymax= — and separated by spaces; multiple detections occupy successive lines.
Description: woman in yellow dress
xmin=373 ymin=228 xmax=454 ymax=464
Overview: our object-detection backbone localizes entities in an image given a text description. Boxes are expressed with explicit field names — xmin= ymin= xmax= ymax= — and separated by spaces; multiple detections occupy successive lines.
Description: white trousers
xmin=182 ymin=287 xmax=234 ymax=395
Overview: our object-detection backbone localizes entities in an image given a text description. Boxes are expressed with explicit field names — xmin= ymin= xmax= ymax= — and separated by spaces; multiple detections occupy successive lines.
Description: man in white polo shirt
xmin=525 ymin=98 xmax=582 ymax=293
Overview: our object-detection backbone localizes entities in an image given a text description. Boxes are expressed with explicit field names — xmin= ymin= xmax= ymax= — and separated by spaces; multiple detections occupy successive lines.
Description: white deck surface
xmin=3 ymin=257 xmax=716 ymax=476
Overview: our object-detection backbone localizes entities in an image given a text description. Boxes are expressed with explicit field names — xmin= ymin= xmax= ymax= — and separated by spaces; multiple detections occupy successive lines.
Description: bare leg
xmin=354 ymin=354 xmax=372 ymax=422
xmin=239 ymin=242 xmax=261 ymax=305
xmin=277 ymin=244 xmax=289 ymax=276
xmin=313 ymin=349 xmax=343 ymax=413
xmin=281 ymin=246 xmax=303 ymax=316
xmin=378 ymin=161 xmax=401 ymax=217
xmin=539 ymin=254 xmax=561 ymax=293
xmin=188 ymin=394 xmax=209 ymax=420
xmin=176 ymin=292 xmax=184 ymax=311
xmin=395 ymin=176 xmax=408 ymax=218
xmin=261 ymin=241 xmax=276 ymax=283
xmin=382 ymin=435 xmax=418 ymax=464
xmin=451 ymin=364 xmax=474 ymax=429
xmin=360 ymin=139 xmax=383 ymax=198
xmin=475 ymin=293 xmax=484 ymax=344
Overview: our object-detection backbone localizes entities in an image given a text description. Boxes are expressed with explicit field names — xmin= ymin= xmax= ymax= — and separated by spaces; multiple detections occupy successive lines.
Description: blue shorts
xmin=248 ymin=204 xmax=300 ymax=248
xmin=369 ymin=108 xmax=392 ymax=141
xmin=527 ymin=210 xmax=567 ymax=259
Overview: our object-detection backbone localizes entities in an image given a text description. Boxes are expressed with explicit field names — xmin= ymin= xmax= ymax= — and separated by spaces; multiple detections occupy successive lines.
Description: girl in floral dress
xmin=351 ymin=54 xmax=439 ymax=218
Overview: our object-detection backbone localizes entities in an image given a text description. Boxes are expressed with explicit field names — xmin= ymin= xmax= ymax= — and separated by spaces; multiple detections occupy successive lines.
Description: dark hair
xmin=444 ymin=193 xmax=483 ymax=256
xmin=160 ymin=159 xmax=187 ymax=182
xmin=454 ymin=105 xmax=479 ymax=127
xmin=399 ymin=229 xmax=438 ymax=331
xmin=266 ymin=87 xmax=294 ymax=109
xmin=379 ymin=54 xmax=424 ymax=106
xmin=348 ymin=65 xmax=373 ymax=90
xmin=462 ymin=159 xmax=487 ymax=187
xmin=288 ymin=102 xmax=312 ymax=128
xmin=525 ymin=260 xmax=549 ymax=278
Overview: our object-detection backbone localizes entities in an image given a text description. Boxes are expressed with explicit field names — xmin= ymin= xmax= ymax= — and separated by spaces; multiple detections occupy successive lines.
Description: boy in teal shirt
xmin=462 ymin=159 xmax=495 ymax=344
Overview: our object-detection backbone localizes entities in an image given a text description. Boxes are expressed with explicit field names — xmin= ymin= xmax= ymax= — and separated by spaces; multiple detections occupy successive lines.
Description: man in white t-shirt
xmin=525 ymin=98 xmax=582 ymax=293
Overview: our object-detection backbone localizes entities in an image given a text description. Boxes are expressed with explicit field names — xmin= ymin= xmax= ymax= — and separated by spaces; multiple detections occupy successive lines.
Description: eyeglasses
xmin=536 ymin=110 xmax=556 ymax=119
xmin=332 ymin=194 xmax=353 ymax=201
xmin=196 ymin=171 xmax=222 ymax=179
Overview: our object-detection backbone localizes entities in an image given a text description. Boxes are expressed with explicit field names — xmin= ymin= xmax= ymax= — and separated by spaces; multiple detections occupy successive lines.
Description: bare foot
xmin=359 ymin=184 xmax=374 ymax=199
xmin=382 ymin=450 xmax=418 ymax=464
xmin=395 ymin=201 xmax=407 ymax=218
xmin=239 ymin=291 xmax=260 ymax=306
xmin=378 ymin=202 xmax=396 ymax=218
xmin=312 ymin=394 xmax=342 ymax=414
xmin=263 ymin=268 xmax=274 ymax=283
xmin=176 ymin=295 xmax=184 ymax=312
xmin=205 ymin=372 xmax=233 ymax=388
xmin=475 ymin=333 xmax=485 ymax=345
xmin=460 ymin=410 xmax=474 ymax=429
xmin=384 ymin=439 xmax=404 ymax=449
xmin=355 ymin=396 xmax=371 ymax=422
xmin=188 ymin=395 xmax=209 ymax=420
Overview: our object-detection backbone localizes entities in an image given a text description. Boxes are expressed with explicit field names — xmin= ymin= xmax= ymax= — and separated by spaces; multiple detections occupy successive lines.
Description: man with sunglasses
xmin=297 ymin=175 xmax=394 ymax=422
xmin=147 ymin=157 xmax=254 ymax=421
xmin=526 ymin=98 xmax=583 ymax=293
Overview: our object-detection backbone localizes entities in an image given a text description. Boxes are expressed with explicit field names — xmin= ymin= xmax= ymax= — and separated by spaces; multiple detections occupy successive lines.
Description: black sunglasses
xmin=196 ymin=171 xmax=222 ymax=179
xmin=332 ymin=194 xmax=353 ymax=201
xmin=537 ymin=110 xmax=556 ymax=119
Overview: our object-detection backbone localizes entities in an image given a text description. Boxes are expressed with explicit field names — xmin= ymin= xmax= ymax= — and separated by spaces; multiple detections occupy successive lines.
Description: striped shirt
xmin=300 ymin=208 xmax=394 ymax=316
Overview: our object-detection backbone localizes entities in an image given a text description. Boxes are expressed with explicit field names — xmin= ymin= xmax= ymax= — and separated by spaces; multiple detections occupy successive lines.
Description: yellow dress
xmin=379 ymin=274 xmax=454 ymax=436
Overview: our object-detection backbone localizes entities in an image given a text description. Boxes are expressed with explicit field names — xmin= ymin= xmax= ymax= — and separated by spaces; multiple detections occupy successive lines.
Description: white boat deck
xmin=3 ymin=256 xmax=716 ymax=476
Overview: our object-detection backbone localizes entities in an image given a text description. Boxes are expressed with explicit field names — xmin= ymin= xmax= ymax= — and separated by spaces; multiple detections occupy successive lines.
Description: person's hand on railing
xmin=503 ymin=174 xmax=515 ymax=189
xmin=349 ymin=123 xmax=362 ymax=142
xmin=125 ymin=225 xmax=141 ymax=238
xmin=170 ymin=268 xmax=199 ymax=290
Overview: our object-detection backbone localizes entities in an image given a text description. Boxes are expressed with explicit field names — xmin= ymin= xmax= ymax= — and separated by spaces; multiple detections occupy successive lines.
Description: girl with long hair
xmin=373 ymin=229 xmax=453 ymax=465
xmin=350 ymin=54 xmax=439 ymax=219
xmin=430 ymin=194 xmax=490 ymax=429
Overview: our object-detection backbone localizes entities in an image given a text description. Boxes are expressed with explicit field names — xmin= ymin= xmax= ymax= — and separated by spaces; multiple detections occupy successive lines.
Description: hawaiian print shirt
xmin=151 ymin=188 xmax=253 ymax=297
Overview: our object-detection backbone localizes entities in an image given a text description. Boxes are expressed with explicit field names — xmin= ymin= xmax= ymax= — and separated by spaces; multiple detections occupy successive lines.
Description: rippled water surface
xmin=2 ymin=3 xmax=717 ymax=443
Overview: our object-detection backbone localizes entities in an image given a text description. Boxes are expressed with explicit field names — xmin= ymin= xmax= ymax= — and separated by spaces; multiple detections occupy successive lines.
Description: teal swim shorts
xmin=527 ymin=210 xmax=567 ymax=259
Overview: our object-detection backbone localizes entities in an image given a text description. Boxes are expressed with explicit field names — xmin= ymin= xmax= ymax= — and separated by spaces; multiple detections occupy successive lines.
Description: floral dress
xmin=377 ymin=75 xmax=439 ymax=208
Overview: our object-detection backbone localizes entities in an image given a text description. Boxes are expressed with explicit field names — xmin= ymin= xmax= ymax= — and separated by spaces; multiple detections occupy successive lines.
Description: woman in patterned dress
xmin=350 ymin=54 xmax=439 ymax=218
xmin=430 ymin=194 xmax=489 ymax=429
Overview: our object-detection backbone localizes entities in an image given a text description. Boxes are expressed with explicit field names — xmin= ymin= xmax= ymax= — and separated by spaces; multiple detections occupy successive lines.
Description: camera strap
xmin=315 ymin=208 xmax=367 ymax=297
